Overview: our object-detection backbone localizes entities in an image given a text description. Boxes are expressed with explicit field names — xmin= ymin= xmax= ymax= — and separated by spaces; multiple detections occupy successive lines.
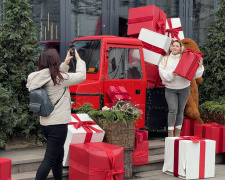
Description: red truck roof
xmin=72 ymin=36 xmax=143 ymax=46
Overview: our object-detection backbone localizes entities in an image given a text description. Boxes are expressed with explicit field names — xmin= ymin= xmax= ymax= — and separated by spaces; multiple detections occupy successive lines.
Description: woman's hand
xmin=74 ymin=49 xmax=81 ymax=60
xmin=64 ymin=50 xmax=73 ymax=65
xmin=198 ymin=57 xmax=203 ymax=68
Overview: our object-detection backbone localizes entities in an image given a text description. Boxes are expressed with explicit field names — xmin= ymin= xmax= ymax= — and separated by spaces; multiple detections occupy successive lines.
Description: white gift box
xmin=138 ymin=28 xmax=172 ymax=66
xmin=63 ymin=113 xmax=105 ymax=166
xmin=166 ymin=18 xmax=184 ymax=40
xmin=163 ymin=137 xmax=215 ymax=179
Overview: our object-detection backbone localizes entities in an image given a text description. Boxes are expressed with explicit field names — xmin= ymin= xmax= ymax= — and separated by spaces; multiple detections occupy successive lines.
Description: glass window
xmin=192 ymin=0 xmax=215 ymax=46
xmin=155 ymin=0 xmax=179 ymax=17
xmin=119 ymin=0 xmax=147 ymax=37
xmin=108 ymin=47 xmax=143 ymax=79
xmin=30 ymin=0 xmax=60 ymax=53
xmin=70 ymin=40 xmax=101 ymax=73
xmin=71 ymin=0 xmax=102 ymax=39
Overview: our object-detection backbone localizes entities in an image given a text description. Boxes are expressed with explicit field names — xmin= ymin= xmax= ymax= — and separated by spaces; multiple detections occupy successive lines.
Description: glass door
xmin=70 ymin=0 xmax=103 ymax=40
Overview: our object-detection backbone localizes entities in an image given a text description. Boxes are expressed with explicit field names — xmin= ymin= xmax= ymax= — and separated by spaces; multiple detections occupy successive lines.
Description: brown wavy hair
xmin=38 ymin=48 xmax=64 ymax=85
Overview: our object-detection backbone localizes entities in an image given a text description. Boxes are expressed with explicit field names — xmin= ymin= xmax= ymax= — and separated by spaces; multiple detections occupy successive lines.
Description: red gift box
xmin=145 ymin=62 xmax=164 ymax=88
xmin=69 ymin=142 xmax=125 ymax=180
xmin=106 ymin=86 xmax=131 ymax=104
xmin=0 ymin=158 xmax=11 ymax=180
xmin=194 ymin=123 xmax=225 ymax=153
xmin=132 ymin=141 xmax=149 ymax=165
xmin=127 ymin=5 xmax=166 ymax=37
xmin=135 ymin=129 xmax=148 ymax=148
xmin=180 ymin=117 xmax=197 ymax=136
xmin=174 ymin=49 xmax=203 ymax=81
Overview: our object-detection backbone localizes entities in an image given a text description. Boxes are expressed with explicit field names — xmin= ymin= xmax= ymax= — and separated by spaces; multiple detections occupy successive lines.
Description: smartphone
xmin=69 ymin=45 xmax=77 ymax=72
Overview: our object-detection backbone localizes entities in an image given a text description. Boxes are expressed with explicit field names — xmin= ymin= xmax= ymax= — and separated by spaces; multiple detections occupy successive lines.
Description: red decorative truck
xmin=68 ymin=35 xmax=168 ymax=130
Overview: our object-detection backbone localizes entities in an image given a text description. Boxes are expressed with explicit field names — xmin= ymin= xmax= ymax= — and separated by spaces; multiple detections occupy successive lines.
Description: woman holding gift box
xmin=26 ymin=48 xmax=86 ymax=180
xmin=158 ymin=40 xmax=204 ymax=137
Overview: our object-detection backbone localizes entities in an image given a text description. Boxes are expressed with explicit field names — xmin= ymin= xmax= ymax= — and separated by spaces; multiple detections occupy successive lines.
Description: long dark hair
xmin=38 ymin=48 xmax=64 ymax=85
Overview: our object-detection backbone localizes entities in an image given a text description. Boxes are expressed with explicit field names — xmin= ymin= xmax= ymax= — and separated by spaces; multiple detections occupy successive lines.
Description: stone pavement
xmin=127 ymin=163 xmax=225 ymax=180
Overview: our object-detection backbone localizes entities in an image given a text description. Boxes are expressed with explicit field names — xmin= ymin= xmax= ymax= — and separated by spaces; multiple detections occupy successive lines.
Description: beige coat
xmin=26 ymin=60 xmax=86 ymax=126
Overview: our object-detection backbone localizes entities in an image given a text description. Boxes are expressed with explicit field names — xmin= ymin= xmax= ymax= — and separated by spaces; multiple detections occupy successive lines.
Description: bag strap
xmin=54 ymin=88 xmax=66 ymax=106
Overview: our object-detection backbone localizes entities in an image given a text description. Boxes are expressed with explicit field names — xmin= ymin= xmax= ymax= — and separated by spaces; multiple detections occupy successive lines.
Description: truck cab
xmin=69 ymin=36 xmax=167 ymax=130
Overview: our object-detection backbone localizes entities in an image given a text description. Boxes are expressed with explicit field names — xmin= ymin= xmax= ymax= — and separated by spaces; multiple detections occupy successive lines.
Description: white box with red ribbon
xmin=165 ymin=18 xmax=184 ymax=41
xmin=163 ymin=136 xmax=215 ymax=179
xmin=63 ymin=113 xmax=105 ymax=167
xmin=137 ymin=28 xmax=172 ymax=66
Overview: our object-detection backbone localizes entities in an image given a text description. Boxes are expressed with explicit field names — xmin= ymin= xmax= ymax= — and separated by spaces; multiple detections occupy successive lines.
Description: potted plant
xmin=73 ymin=100 xmax=142 ymax=150
xmin=199 ymin=101 xmax=225 ymax=125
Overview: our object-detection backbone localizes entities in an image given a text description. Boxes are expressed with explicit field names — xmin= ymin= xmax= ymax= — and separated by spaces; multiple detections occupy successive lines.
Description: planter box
xmin=97 ymin=120 xmax=135 ymax=150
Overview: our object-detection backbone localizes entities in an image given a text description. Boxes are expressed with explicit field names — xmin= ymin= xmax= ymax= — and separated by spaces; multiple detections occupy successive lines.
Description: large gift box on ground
xmin=165 ymin=18 xmax=184 ymax=40
xmin=174 ymin=49 xmax=203 ymax=81
xmin=106 ymin=86 xmax=131 ymax=104
xmin=132 ymin=140 xmax=149 ymax=165
xmin=180 ymin=117 xmax=197 ymax=136
xmin=138 ymin=28 xmax=172 ymax=66
xmin=127 ymin=5 xmax=166 ymax=37
xmin=0 ymin=158 xmax=11 ymax=180
xmin=63 ymin=114 xmax=105 ymax=166
xmin=69 ymin=142 xmax=125 ymax=180
xmin=163 ymin=137 xmax=215 ymax=179
xmin=194 ymin=123 xmax=225 ymax=153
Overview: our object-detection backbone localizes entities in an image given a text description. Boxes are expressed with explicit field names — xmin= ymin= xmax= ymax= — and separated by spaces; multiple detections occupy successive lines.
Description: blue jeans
xmin=165 ymin=86 xmax=190 ymax=130
xmin=35 ymin=124 xmax=68 ymax=180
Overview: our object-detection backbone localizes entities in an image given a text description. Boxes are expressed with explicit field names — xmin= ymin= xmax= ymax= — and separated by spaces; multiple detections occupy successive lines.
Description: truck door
xmin=103 ymin=44 xmax=147 ymax=128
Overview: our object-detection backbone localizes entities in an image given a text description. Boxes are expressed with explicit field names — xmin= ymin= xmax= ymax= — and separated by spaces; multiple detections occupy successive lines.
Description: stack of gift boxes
xmin=127 ymin=5 xmax=186 ymax=88
xmin=64 ymin=114 xmax=125 ymax=180
xmin=132 ymin=129 xmax=149 ymax=166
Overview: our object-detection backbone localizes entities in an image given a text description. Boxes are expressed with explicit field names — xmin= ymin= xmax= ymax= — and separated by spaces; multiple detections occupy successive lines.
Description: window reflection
xmin=108 ymin=47 xmax=143 ymax=79
xmin=30 ymin=0 xmax=60 ymax=53
xmin=71 ymin=0 xmax=102 ymax=39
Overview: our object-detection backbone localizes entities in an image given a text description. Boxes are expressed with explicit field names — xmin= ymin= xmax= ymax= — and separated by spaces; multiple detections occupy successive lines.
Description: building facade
xmin=0 ymin=0 xmax=217 ymax=60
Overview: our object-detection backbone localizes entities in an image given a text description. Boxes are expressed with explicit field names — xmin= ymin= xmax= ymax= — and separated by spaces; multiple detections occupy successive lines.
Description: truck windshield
xmin=69 ymin=40 xmax=101 ymax=73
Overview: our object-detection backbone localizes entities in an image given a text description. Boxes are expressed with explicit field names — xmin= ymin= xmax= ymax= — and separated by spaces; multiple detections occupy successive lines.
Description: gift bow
xmin=69 ymin=114 xmax=102 ymax=133
xmin=178 ymin=136 xmax=205 ymax=143
xmin=109 ymin=86 xmax=130 ymax=101
xmin=166 ymin=18 xmax=183 ymax=40
xmin=156 ymin=11 xmax=165 ymax=34
xmin=183 ymin=49 xmax=204 ymax=58
xmin=90 ymin=143 xmax=125 ymax=180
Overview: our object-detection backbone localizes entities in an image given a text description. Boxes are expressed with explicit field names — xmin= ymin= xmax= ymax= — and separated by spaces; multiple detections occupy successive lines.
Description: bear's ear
xmin=181 ymin=38 xmax=201 ymax=53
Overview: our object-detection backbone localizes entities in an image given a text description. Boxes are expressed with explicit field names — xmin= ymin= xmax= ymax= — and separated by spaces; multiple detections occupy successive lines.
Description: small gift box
xmin=63 ymin=114 xmax=105 ymax=166
xmin=69 ymin=142 xmax=125 ymax=180
xmin=180 ymin=117 xmax=197 ymax=136
xmin=0 ymin=158 xmax=11 ymax=180
xmin=163 ymin=136 xmax=215 ymax=179
xmin=138 ymin=28 xmax=172 ymax=66
xmin=165 ymin=18 xmax=184 ymax=40
xmin=132 ymin=140 xmax=149 ymax=166
xmin=174 ymin=49 xmax=203 ymax=81
xmin=135 ymin=128 xmax=148 ymax=147
xmin=106 ymin=86 xmax=131 ymax=104
xmin=127 ymin=5 xmax=166 ymax=37
xmin=194 ymin=123 xmax=225 ymax=153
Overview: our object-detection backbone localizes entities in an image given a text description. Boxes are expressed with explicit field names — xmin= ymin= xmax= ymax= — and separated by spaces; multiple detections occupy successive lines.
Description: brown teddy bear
xmin=181 ymin=38 xmax=204 ymax=124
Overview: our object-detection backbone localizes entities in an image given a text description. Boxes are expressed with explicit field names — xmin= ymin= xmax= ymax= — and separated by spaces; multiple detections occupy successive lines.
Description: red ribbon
xmin=142 ymin=41 xmax=167 ymax=56
xmin=173 ymin=136 xmax=206 ymax=179
xmin=166 ymin=18 xmax=183 ymax=40
xmin=109 ymin=86 xmax=131 ymax=102
xmin=69 ymin=114 xmax=102 ymax=143
xmin=128 ymin=11 xmax=165 ymax=34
